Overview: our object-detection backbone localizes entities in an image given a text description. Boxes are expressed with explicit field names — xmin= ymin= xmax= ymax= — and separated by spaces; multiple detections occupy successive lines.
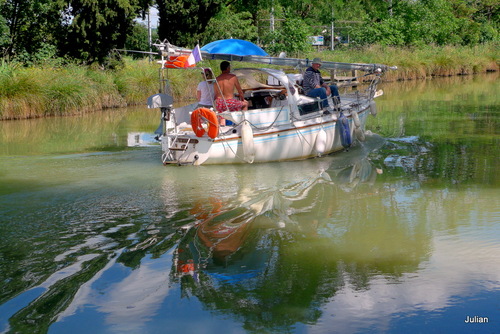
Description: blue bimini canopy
xmin=201 ymin=39 xmax=269 ymax=57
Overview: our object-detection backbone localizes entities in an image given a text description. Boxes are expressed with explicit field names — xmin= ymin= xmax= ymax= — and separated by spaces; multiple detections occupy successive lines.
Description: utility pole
xmin=148 ymin=7 xmax=152 ymax=62
xmin=331 ymin=7 xmax=334 ymax=51
xmin=270 ymin=4 xmax=275 ymax=32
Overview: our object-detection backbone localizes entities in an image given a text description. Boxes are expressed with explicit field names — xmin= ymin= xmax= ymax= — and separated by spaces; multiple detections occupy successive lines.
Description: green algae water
xmin=0 ymin=73 xmax=499 ymax=333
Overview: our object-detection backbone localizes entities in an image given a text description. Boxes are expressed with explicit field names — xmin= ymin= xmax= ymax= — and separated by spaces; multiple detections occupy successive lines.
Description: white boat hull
xmin=162 ymin=105 xmax=370 ymax=166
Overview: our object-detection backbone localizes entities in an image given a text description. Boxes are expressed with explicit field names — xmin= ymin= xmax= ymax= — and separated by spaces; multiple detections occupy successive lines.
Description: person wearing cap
xmin=302 ymin=57 xmax=340 ymax=109
xmin=196 ymin=68 xmax=215 ymax=108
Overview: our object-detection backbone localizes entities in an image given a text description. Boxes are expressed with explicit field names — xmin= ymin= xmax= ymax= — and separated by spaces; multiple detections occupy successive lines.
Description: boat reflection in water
xmin=167 ymin=133 xmax=430 ymax=331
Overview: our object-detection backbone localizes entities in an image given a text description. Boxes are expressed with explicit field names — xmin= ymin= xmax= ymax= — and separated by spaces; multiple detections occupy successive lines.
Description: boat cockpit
xmin=233 ymin=68 xmax=321 ymax=114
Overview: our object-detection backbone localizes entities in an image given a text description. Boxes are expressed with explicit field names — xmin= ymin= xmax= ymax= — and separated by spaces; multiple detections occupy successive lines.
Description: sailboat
xmin=147 ymin=39 xmax=396 ymax=165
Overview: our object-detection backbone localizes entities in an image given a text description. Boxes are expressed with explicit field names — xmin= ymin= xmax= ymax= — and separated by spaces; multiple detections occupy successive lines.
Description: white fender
xmin=369 ymin=101 xmax=377 ymax=116
xmin=314 ymin=129 xmax=327 ymax=155
xmin=241 ymin=120 xmax=255 ymax=163
xmin=351 ymin=109 xmax=361 ymax=128
xmin=355 ymin=127 xmax=366 ymax=142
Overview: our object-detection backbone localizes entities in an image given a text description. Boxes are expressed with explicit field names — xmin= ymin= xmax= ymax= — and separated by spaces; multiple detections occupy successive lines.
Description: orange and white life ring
xmin=189 ymin=197 xmax=223 ymax=220
xmin=191 ymin=108 xmax=219 ymax=139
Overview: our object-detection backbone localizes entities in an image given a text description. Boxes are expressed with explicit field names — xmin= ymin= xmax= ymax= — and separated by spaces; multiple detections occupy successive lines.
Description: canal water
xmin=0 ymin=73 xmax=498 ymax=333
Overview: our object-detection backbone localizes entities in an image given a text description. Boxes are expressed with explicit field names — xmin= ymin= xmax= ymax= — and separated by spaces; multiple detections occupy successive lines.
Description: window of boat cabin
xmin=267 ymin=76 xmax=281 ymax=86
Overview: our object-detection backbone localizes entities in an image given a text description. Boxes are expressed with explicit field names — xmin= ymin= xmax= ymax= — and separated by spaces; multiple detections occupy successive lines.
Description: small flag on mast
xmin=187 ymin=44 xmax=202 ymax=67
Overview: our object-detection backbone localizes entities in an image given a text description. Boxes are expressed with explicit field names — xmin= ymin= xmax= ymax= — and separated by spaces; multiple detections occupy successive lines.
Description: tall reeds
xmin=113 ymin=58 xmax=158 ymax=105
xmin=0 ymin=43 xmax=498 ymax=120
xmin=316 ymin=43 xmax=499 ymax=81
xmin=0 ymin=62 xmax=127 ymax=120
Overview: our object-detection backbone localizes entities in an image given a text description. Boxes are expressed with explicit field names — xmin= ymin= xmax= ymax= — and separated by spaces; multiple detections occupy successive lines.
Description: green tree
xmin=200 ymin=6 xmax=258 ymax=44
xmin=349 ymin=0 xmax=476 ymax=46
xmin=449 ymin=0 xmax=499 ymax=43
xmin=125 ymin=22 xmax=158 ymax=58
xmin=58 ymin=0 xmax=150 ymax=64
xmin=0 ymin=14 xmax=9 ymax=57
xmin=1 ymin=0 xmax=152 ymax=64
xmin=156 ymin=0 xmax=224 ymax=47
xmin=0 ymin=0 xmax=64 ymax=60
xmin=262 ymin=8 xmax=313 ymax=56
xmin=231 ymin=0 xmax=272 ymax=24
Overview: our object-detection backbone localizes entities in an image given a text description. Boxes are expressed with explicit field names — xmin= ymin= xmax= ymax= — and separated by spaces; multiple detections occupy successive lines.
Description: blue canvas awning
xmin=201 ymin=39 xmax=268 ymax=57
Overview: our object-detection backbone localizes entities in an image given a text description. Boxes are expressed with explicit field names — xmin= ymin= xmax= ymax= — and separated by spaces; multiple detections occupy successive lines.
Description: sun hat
xmin=312 ymin=57 xmax=322 ymax=65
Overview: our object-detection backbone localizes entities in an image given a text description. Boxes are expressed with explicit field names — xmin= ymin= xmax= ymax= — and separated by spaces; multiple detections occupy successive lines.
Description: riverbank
xmin=0 ymin=43 xmax=498 ymax=120
xmin=315 ymin=44 xmax=499 ymax=81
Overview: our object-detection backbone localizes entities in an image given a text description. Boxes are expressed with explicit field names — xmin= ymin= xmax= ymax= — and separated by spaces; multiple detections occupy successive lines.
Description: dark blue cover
xmin=336 ymin=111 xmax=351 ymax=148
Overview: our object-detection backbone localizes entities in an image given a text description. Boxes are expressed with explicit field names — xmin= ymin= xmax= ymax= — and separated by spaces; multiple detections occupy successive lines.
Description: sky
xmin=135 ymin=7 xmax=159 ymax=29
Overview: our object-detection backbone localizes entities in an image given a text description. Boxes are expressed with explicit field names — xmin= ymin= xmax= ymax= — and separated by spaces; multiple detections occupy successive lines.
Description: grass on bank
xmin=0 ymin=43 xmax=498 ymax=120
xmin=0 ymin=63 xmax=126 ymax=120
xmin=314 ymin=43 xmax=499 ymax=81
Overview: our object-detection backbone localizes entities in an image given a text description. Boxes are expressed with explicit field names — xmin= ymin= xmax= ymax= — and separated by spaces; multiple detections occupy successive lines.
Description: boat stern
xmin=161 ymin=135 xmax=212 ymax=165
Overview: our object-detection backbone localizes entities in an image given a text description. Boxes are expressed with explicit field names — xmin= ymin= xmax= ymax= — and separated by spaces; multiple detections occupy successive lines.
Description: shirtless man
xmin=214 ymin=61 xmax=249 ymax=112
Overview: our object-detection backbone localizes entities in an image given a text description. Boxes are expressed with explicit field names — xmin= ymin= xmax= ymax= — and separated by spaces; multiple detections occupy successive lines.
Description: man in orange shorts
xmin=214 ymin=61 xmax=249 ymax=112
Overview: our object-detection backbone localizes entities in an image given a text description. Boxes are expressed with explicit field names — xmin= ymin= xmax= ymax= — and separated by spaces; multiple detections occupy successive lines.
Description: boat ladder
xmin=163 ymin=136 xmax=195 ymax=165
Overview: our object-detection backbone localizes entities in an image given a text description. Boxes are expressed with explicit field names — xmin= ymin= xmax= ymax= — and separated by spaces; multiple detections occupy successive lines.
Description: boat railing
xmin=338 ymin=73 xmax=382 ymax=101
